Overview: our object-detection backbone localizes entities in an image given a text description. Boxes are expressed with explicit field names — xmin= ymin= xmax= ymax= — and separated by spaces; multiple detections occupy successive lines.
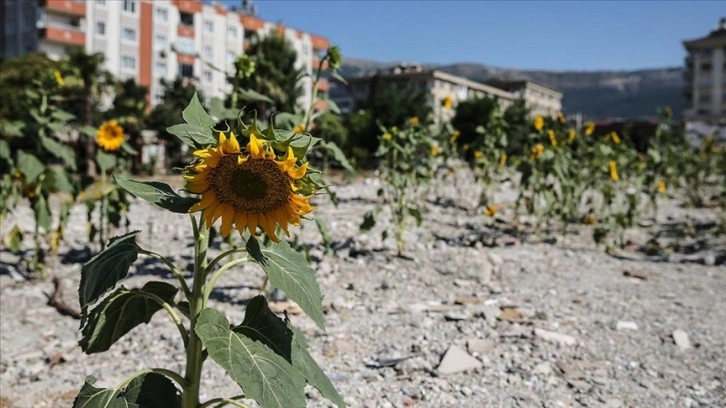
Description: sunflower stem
xmin=203 ymin=256 xmax=250 ymax=304
xmin=182 ymin=215 xmax=208 ymax=408
xmin=139 ymin=248 xmax=191 ymax=298
xmin=205 ymin=247 xmax=247 ymax=275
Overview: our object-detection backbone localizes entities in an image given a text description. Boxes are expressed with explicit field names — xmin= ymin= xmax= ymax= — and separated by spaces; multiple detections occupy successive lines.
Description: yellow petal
xmin=247 ymin=133 xmax=263 ymax=158
xmin=186 ymin=181 xmax=209 ymax=194
xmin=235 ymin=212 xmax=248 ymax=236
xmin=246 ymin=213 xmax=259 ymax=236
xmin=287 ymin=162 xmax=308 ymax=180
xmin=220 ymin=206 xmax=235 ymax=237
xmin=225 ymin=131 xmax=241 ymax=153
xmin=189 ymin=191 xmax=216 ymax=212
xmin=219 ymin=131 xmax=228 ymax=146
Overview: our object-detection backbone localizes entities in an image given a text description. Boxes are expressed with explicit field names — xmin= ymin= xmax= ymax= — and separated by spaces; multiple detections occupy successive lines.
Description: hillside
xmin=340 ymin=58 xmax=685 ymax=120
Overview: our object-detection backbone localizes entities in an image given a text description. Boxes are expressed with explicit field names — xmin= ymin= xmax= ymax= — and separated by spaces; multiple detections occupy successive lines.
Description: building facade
xmin=334 ymin=64 xmax=562 ymax=123
xmin=3 ymin=0 xmax=329 ymax=110
xmin=683 ymin=18 xmax=726 ymax=125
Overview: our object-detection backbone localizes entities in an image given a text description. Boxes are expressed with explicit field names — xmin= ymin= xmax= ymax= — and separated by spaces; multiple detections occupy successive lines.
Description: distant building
xmin=682 ymin=17 xmax=726 ymax=125
xmin=332 ymin=64 xmax=562 ymax=123
xmin=0 ymin=0 xmax=330 ymax=110
xmin=485 ymin=79 xmax=563 ymax=117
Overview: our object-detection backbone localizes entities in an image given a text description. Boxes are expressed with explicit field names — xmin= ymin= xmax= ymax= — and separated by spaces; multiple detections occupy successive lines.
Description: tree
xmin=110 ymin=79 xmax=149 ymax=173
xmin=451 ymin=96 xmax=501 ymax=146
xmin=147 ymin=78 xmax=203 ymax=167
xmin=502 ymin=98 xmax=532 ymax=156
xmin=364 ymin=75 xmax=431 ymax=127
xmin=234 ymin=33 xmax=303 ymax=119
xmin=0 ymin=53 xmax=59 ymax=121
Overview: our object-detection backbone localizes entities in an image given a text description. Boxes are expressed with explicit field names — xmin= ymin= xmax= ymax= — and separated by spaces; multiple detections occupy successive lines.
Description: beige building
xmin=485 ymin=79 xmax=563 ymax=117
xmin=11 ymin=0 xmax=329 ymax=109
xmin=683 ymin=18 xmax=726 ymax=125
xmin=337 ymin=64 xmax=562 ymax=123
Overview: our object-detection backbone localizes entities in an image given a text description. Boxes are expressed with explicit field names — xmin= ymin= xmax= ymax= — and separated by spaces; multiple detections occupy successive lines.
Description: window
xmin=175 ymin=37 xmax=196 ymax=55
xmin=203 ymin=46 xmax=213 ymax=59
xmin=123 ymin=0 xmax=136 ymax=13
xmin=204 ymin=20 xmax=214 ymax=33
xmin=155 ymin=7 xmax=168 ymax=22
xmin=701 ymin=62 xmax=712 ymax=72
xmin=179 ymin=63 xmax=194 ymax=78
xmin=699 ymin=94 xmax=710 ymax=103
xmin=700 ymin=48 xmax=712 ymax=57
xmin=122 ymin=27 xmax=137 ymax=42
xmin=227 ymin=51 xmax=236 ymax=65
xmin=96 ymin=0 xmax=106 ymax=5
xmin=203 ymin=70 xmax=213 ymax=82
xmin=180 ymin=12 xmax=194 ymax=27
xmin=228 ymin=26 xmax=237 ymax=37
xmin=154 ymin=34 xmax=167 ymax=50
xmin=154 ymin=61 xmax=167 ymax=75
xmin=95 ymin=21 xmax=105 ymax=35
xmin=121 ymin=55 xmax=136 ymax=70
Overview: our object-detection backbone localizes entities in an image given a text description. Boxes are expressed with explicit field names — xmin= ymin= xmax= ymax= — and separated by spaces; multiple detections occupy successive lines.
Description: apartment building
xmin=485 ymin=79 xmax=563 ymax=117
xmin=334 ymin=64 xmax=562 ymax=123
xmin=3 ymin=0 xmax=329 ymax=110
xmin=683 ymin=18 xmax=726 ymax=125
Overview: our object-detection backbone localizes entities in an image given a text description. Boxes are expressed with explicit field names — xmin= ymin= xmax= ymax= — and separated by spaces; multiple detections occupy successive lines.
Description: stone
xmin=488 ymin=253 xmax=503 ymax=265
xmin=672 ymin=329 xmax=691 ymax=350
xmin=534 ymin=328 xmax=578 ymax=346
xmin=498 ymin=307 xmax=524 ymax=321
xmin=623 ymin=270 xmax=648 ymax=280
xmin=616 ymin=321 xmax=639 ymax=331
xmin=444 ymin=311 xmax=472 ymax=321
xmin=467 ymin=339 xmax=495 ymax=355
xmin=436 ymin=345 xmax=482 ymax=375
xmin=454 ymin=296 xmax=480 ymax=305
xmin=532 ymin=361 xmax=553 ymax=376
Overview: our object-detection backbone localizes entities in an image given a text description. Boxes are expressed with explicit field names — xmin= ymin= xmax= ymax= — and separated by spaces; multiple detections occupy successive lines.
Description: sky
xmin=219 ymin=0 xmax=725 ymax=71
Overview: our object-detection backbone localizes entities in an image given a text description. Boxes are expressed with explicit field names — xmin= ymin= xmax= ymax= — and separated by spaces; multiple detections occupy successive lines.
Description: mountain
xmin=340 ymin=58 xmax=685 ymax=120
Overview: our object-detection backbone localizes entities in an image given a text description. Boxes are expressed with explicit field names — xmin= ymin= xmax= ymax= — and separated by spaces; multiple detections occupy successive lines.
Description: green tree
xmin=147 ymin=78 xmax=203 ymax=166
xmin=234 ymin=33 xmax=303 ymax=119
xmin=451 ymin=96 xmax=501 ymax=147
xmin=503 ymin=98 xmax=531 ymax=156
xmin=364 ymin=75 xmax=431 ymax=127
xmin=0 ymin=53 xmax=59 ymax=121
xmin=110 ymin=79 xmax=149 ymax=173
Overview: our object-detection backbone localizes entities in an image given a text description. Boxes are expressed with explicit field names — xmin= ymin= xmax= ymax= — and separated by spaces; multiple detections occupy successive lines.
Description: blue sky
xmin=220 ymin=0 xmax=724 ymax=71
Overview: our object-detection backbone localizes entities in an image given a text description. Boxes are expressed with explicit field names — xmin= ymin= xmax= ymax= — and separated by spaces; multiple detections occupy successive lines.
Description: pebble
xmin=436 ymin=345 xmax=482 ymax=375
xmin=534 ymin=328 xmax=578 ymax=346
xmin=616 ymin=321 xmax=639 ymax=331
xmin=672 ymin=329 xmax=691 ymax=350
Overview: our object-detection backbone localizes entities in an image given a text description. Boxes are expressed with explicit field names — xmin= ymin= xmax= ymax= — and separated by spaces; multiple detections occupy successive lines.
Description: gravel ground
xmin=1 ymin=169 xmax=725 ymax=408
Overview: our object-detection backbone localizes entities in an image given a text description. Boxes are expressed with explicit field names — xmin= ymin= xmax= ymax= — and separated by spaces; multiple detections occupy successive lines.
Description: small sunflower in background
xmin=557 ymin=112 xmax=566 ymax=124
xmin=293 ymin=123 xmax=305 ymax=134
xmin=548 ymin=129 xmax=558 ymax=147
xmin=96 ymin=120 xmax=124 ymax=151
xmin=442 ymin=95 xmax=453 ymax=110
xmin=409 ymin=116 xmax=420 ymax=126
xmin=568 ymin=128 xmax=576 ymax=143
xmin=530 ymin=143 xmax=544 ymax=159
xmin=431 ymin=145 xmax=440 ymax=156
xmin=484 ymin=205 xmax=498 ymax=217
xmin=584 ymin=121 xmax=596 ymax=136
xmin=53 ymin=70 xmax=64 ymax=87
xmin=609 ymin=131 xmax=621 ymax=144
xmin=185 ymin=132 xmax=313 ymax=241
xmin=533 ymin=115 xmax=544 ymax=131
xmin=609 ymin=160 xmax=619 ymax=181
xmin=657 ymin=180 xmax=666 ymax=193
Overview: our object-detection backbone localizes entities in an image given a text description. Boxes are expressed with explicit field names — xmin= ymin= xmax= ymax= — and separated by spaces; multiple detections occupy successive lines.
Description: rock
xmin=672 ymin=329 xmax=691 ymax=350
xmin=532 ymin=361 xmax=553 ymax=376
xmin=534 ymin=328 xmax=578 ymax=346
xmin=454 ymin=296 xmax=480 ymax=305
xmin=616 ymin=321 xmax=639 ymax=331
xmin=467 ymin=339 xmax=495 ymax=355
xmin=623 ymin=270 xmax=648 ymax=280
xmin=703 ymin=253 xmax=716 ymax=266
xmin=444 ymin=311 xmax=472 ymax=321
xmin=498 ymin=307 xmax=524 ymax=322
xmin=436 ymin=346 xmax=482 ymax=375
xmin=487 ymin=253 xmax=503 ymax=265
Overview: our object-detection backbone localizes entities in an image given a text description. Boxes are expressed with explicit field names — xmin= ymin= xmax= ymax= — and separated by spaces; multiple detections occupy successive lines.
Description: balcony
xmin=38 ymin=22 xmax=85 ymax=46
xmin=42 ymin=0 xmax=86 ymax=17
xmin=177 ymin=24 xmax=195 ymax=38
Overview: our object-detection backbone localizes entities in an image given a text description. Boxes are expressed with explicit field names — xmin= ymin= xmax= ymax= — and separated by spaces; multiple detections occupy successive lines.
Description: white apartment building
xmin=683 ymin=18 xmax=726 ymax=125
xmin=26 ymin=0 xmax=330 ymax=109
xmin=337 ymin=64 xmax=562 ymax=123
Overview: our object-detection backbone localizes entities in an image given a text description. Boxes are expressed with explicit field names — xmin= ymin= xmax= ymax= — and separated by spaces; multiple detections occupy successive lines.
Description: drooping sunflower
xmin=608 ymin=160 xmax=619 ymax=181
xmin=96 ymin=120 xmax=125 ymax=151
xmin=584 ymin=121 xmax=596 ymax=136
xmin=185 ymin=131 xmax=313 ymax=241
xmin=533 ymin=115 xmax=544 ymax=131
xmin=442 ymin=95 xmax=453 ymax=110
xmin=548 ymin=129 xmax=558 ymax=147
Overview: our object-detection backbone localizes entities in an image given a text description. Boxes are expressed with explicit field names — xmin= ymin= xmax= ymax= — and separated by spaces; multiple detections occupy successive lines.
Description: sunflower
xmin=409 ymin=116 xmax=420 ymax=126
xmin=96 ymin=120 xmax=124 ymax=151
xmin=185 ymin=132 xmax=313 ymax=241
xmin=382 ymin=132 xmax=392 ymax=141
xmin=484 ymin=205 xmax=498 ymax=217
xmin=584 ymin=121 xmax=596 ymax=136
xmin=530 ymin=143 xmax=544 ymax=159
xmin=548 ymin=130 xmax=558 ymax=147
xmin=610 ymin=131 xmax=621 ymax=144
xmin=568 ymin=129 xmax=576 ymax=143
xmin=557 ymin=112 xmax=566 ymax=124
xmin=53 ymin=70 xmax=64 ymax=87
xmin=608 ymin=160 xmax=619 ymax=181
xmin=294 ymin=123 xmax=305 ymax=134
xmin=474 ymin=150 xmax=484 ymax=159
xmin=431 ymin=146 xmax=440 ymax=156
xmin=499 ymin=153 xmax=507 ymax=166
xmin=533 ymin=115 xmax=544 ymax=131
xmin=442 ymin=95 xmax=453 ymax=110
xmin=451 ymin=130 xmax=461 ymax=143
xmin=657 ymin=180 xmax=666 ymax=193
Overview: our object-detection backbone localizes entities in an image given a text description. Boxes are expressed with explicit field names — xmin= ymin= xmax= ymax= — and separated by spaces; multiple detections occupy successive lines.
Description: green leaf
xmin=166 ymin=123 xmax=217 ymax=148
xmin=321 ymin=97 xmax=342 ymax=115
xmin=195 ymin=308 xmax=307 ymax=408
xmin=72 ymin=373 xmax=181 ymax=408
xmin=121 ymin=142 xmax=138 ymax=156
xmin=51 ymin=109 xmax=76 ymax=122
xmin=33 ymin=195 xmax=52 ymax=231
xmin=80 ymin=125 xmax=98 ymax=138
xmin=183 ymin=92 xmax=216 ymax=129
xmin=233 ymin=295 xmax=294 ymax=362
xmin=3 ymin=225 xmax=23 ymax=253
xmin=209 ymin=97 xmax=239 ymax=120
xmin=114 ymin=175 xmax=198 ymax=214
xmin=80 ymin=281 xmax=177 ymax=354
xmin=289 ymin=325 xmax=345 ymax=407
xmin=0 ymin=121 xmax=24 ymax=137
xmin=0 ymin=139 xmax=10 ymax=162
xmin=79 ymin=231 xmax=140 ymax=311
xmin=249 ymin=240 xmax=326 ymax=330
xmin=238 ymin=88 xmax=275 ymax=105
xmin=95 ymin=150 xmax=117 ymax=172
xmin=40 ymin=135 xmax=77 ymax=170
xmin=318 ymin=141 xmax=354 ymax=172
xmin=16 ymin=151 xmax=45 ymax=182
xmin=330 ymin=70 xmax=348 ymax=85
xmin=45 ymin=166 xmax=75 ymax=195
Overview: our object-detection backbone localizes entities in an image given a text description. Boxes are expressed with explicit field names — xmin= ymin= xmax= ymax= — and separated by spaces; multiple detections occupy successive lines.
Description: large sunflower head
xmin=185 ymin=131 xmax=314 ymax=242
xmin=96 ymin=120 xmax=125 ymax=151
